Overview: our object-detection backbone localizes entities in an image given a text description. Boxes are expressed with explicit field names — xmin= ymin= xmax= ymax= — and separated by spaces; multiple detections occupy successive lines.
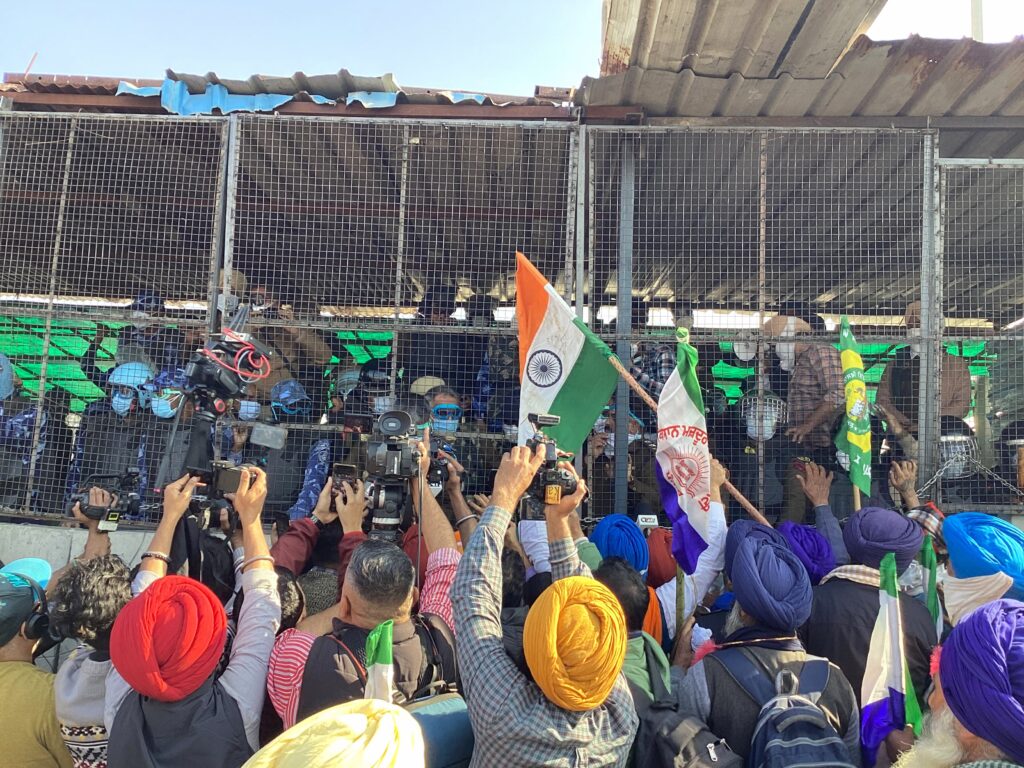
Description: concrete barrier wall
xmin=0 ymin=522 xmax=153 ymax=570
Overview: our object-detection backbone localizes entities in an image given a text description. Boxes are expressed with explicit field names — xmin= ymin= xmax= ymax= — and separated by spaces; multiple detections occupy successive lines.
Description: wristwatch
xmin=309 ymin=513 xmax=326 ymax=531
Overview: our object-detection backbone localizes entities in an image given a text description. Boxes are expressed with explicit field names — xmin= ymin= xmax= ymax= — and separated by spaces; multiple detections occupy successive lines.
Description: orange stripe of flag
xmin=515 ymin=252 xmax=550 ymax=380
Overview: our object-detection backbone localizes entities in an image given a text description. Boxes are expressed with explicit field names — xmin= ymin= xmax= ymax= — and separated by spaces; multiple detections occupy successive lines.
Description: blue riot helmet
xmin=271 ymin=379 xmax=312 ymax=423
xmin=108 ymin=362 xmax=154 ymax=417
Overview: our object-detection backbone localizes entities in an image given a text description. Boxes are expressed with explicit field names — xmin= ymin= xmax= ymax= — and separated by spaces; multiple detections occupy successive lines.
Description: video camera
xmin=68 ymin=469 xmax=142 ymax=532
xmin=184 ymin=327 xmax=273 ymax=419
xmin=364 ymin=410 xmax=421 ymax=542
xmin=525 ymin=413 xmax=578 ymax=506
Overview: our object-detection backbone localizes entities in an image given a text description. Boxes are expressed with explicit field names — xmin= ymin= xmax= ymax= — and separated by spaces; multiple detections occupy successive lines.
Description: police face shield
xmin=739 ymin=393 xmax=787 ymax=441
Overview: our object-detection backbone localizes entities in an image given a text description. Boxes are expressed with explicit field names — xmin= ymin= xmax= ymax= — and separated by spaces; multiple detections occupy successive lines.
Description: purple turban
xmin=591 ymin=514 xmax=649 ymax=576
xmin=724 ymin=520 xmax=788 ymax=581
xmin=778 ymin=522 xmax=836 ymax=585
xmin=940 ymin=599 xmax=1024 ymax=764
xmin=843 ymin=507 xmax=922 ymax=574
xmin=730 ymin=537 xmax=812 ymax=632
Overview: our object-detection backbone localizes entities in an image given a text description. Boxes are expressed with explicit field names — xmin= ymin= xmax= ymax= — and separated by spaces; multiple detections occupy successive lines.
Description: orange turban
xmin=646 ymin=528 xmax=676 ymax=588
xmin=642 ymin=586 xmax=663 ymax=645
xmin=522 ymin=576 xmax=627 ymax=712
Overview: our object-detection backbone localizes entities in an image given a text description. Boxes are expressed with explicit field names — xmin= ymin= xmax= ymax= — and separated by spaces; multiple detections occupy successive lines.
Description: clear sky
xmin=2 ymin=0 xmax=603 ymax=95
xmin=3 ymin=0 xmax=1022 ymax=95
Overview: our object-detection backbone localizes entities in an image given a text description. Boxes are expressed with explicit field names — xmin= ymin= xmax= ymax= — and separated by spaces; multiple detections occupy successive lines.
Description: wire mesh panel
xmin=226 ymin=117 xmax=576 ymax=518
xmin=0 ymin=113 xmax=227 ymax=518
xmin=587 ymin=127 xmax=931 ymax=525
xmin=933 ymin=163 xmax=1024 ymax=512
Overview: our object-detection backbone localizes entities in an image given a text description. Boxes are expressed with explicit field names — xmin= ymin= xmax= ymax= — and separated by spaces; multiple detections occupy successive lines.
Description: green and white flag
xmin=363 ymin=619 xmax=394 ymax=702
xmin=835 ymin=316 xmax=872 ymax=496
xmin=920 ymin=535 xmax=943 ymax=639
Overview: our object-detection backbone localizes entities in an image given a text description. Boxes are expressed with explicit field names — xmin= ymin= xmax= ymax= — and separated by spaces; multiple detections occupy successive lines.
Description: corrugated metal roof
xmin=601 ymin=0 xmax=888 ymax=78
xmin=1 ymin=73 xmax=161 ymax=94
xmin=580 ymin=35 xmax=1024 ymax=157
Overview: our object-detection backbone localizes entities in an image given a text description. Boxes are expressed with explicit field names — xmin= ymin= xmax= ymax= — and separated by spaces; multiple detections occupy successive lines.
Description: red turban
xmin=111 ymin=575 xmax=227 ymax=702
xmin=646 ymin=528 xmax=676 ymax=589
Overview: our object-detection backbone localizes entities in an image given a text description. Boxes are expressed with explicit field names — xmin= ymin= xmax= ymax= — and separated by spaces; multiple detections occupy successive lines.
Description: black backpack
xmin=626 ymin=638 xmax=743 ymax=768
xmin=715 ymin=648 xmax=857 ymax=768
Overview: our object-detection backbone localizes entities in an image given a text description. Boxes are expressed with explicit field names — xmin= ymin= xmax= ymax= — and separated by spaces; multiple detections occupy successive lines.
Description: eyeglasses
xmin=112 ymin=385 xmax=136 ymax=398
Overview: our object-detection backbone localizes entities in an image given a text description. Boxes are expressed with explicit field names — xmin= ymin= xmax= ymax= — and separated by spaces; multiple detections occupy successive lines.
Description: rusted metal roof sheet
xmin=601 ymin=0 xmax=888 ymax=78
xmin=580 ymin=36 xmax=1024 ymax=157
xmin=1 ymin=73 xmax=161 ymax=95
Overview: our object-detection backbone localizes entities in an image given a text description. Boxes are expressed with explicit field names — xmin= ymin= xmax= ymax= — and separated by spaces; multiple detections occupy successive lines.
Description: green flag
xmin=835 ymin=316 xmax=872 ymax=496
xmin=921 ymin=535 xmax=943 ymax=639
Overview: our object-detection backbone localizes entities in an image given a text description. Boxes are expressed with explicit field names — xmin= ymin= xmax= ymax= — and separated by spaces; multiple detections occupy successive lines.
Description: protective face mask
xmin=746 ymin=412 xmax=779 ymax=441
xmin=775 ymin=342 xmax=796 ymax=372
xmin=371 ymin=396 xmax=396 ymax=414
xmin=151 ymin=395 xmax=181 ymax=419
xmin=943 ymin=572 xmax=1013 ymax=626
xmin=604 ymin=432 xmax=640 ymax=457
xmin=238 ymin=400 xmax=261 ymax=421
xmin=431 ymin=417 xmax=460 ymax=434
xmin=111 ymin=392 xmax=135 ymax=417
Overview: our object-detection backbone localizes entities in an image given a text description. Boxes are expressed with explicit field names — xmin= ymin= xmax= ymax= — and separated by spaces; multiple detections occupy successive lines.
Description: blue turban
xmin=591 ymin=514 xmax=649 ymax=576
xmin=940 ymin=599 xmax=1024 ymax=764
xmin=843 ymin=507 xmax=922 ymax=574
xmin=731 ymin=537 xmax=812 ymax=632
xmin=778 ymin=522 xmax=836 ymax=585
xmin=724 ymin=520 xmax=788 ymax=581
xmin=945 ymin=513 xmax=1024 ymax=600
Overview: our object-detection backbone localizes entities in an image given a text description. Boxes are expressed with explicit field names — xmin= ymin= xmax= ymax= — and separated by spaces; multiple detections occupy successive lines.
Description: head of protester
xmin=107 ymin=361 xmax=154 ymax=419
xmin=724 ymin=518 xmax=789 ymax=581
xmin=843 ymin=506 xmax=923 ymax=574
xmin=895 ymin=599 xmax=1024 ymax=768
xmin=244 ymin=699 xmax=424 ymax=768
xmin=778 ymin=521 xmax=836 ymax=585
xmin=644 ymin=527 xmax=676 ymax=588
xmin=590 ymin=514 xmax=650 ymax=577
xmin=50 ymin=554 xmax=132 ymax=652
xmin=943 ymin=512 xmax=1024 ymax=608
xmin=728 ymin=535 xmax=813 ymax=635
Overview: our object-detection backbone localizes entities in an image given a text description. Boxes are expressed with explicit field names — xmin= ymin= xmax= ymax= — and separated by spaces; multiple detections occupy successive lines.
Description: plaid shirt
xmin=630 ymin=343 xmax=675 ymax=398
xmin=787 ymin=345 xmax=845 ymax=448
xmin=451 ymin=505 xmax=638 ymax=767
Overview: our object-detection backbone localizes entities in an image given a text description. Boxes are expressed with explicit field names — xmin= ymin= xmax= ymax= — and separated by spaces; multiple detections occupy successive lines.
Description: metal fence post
xmin=573 ymin=124 xmax=587 ymax=479
xmin=209 ymin=115 xmax=236 ymax=335
xmin=614 ymin=135 xmax=636 ymax=515
xmin=917 ymin=134 xmax=943 ymax=489
xmin=25 ymin=117 xmax=77 ymax=513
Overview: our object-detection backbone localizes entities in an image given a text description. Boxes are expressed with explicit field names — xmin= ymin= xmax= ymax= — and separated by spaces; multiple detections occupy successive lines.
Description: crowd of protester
xmin=0 ymin=285 xmax=1022 ymax=767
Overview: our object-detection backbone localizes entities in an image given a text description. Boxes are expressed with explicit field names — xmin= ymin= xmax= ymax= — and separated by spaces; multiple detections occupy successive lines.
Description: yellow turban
xmin=523 ymin=575 xmax=628 ymax=712
xmin=243 ymin=699 xmax=425 ymax=768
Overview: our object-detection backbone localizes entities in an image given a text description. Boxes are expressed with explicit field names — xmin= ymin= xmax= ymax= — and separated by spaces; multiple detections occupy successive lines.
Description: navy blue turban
xmin=940 ymin=599 xmax=1024 ymax=764
xmin=724 ymin=520 xmax=788 ymax=581
xmin=591 ymin=514 xmax=649 ymax=576
xmin=731 ymin=536 xmax=812 ymax=632
xmin=843 ymin=507 xmax=922 ymax=574
xmin=778 ymin=522 xmax=836 ymax=585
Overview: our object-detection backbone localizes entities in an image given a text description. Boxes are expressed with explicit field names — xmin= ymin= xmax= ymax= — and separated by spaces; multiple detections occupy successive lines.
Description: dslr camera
xmin=187 ymin=460 xmax=245 ymax=532
xmin=68 ymin=469 xmax=142 ymax=532
xmin=364 ymin=410 xmax=421 ymax=541
xmin=525 ymin=413 xmax=578 ymax=506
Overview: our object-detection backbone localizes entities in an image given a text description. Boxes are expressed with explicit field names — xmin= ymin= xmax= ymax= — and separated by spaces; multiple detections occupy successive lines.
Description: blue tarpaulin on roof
xmin=117 ymin=78 xmax=335 ymax=116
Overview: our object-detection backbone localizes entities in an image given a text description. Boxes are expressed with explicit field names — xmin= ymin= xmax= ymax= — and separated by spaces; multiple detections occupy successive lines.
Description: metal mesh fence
xmin=0 ymin=114 xmax=227 ymax=518
xmin=931 ymin=163 xmax=1024 ymax=512
xmin=0 ymin=113 xmax=1018 ymax=526
xmin=586 ymin=128 xmax=929 ymax=524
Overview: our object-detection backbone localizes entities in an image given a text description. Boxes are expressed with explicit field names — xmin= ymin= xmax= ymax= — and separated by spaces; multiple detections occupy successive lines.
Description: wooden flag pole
xmin=853 ymin=485 xmax=862 ymax=512
xmin=606 ymin=355 xmax=771 ymax=527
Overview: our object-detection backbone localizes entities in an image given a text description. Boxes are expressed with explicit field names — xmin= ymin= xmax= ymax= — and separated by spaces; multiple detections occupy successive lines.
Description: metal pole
xmin=26 ymin=117 xmax=77 ymax=513
xmin=573 ymin=124 xmax=587 ymax=480
xmin=586 ymin=129 xmax=598 ymax=509
xmin=918 ymin=134 xmax=943 ymax=494
xmin=614 ymin=135 xmax=636 ymax=516
xmin=971 ymin=0 xmax=984 ymax=42
xmin=392 ymin=125 xmax=411 ymax=397
xmin=757 ymin=132 xmax=768 ymax=513
xmin=210 ymin=115 xmax=236 ymax=336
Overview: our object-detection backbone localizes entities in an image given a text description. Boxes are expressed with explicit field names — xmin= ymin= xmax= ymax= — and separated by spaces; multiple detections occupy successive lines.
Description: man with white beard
xmin=894 ymin=599 xmax=1024 ymax=768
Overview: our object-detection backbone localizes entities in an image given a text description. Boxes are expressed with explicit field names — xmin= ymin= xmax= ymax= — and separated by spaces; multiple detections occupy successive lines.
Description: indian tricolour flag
xmin=516 ymin=252 xmax=619 ymax=453
xmin=363 ymin=619 xmax=394 ymax=702
xmin=860 ymin=553 xmax=923 ymax=767
xmin=654 ymin=328 xmax=711 ymax=574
